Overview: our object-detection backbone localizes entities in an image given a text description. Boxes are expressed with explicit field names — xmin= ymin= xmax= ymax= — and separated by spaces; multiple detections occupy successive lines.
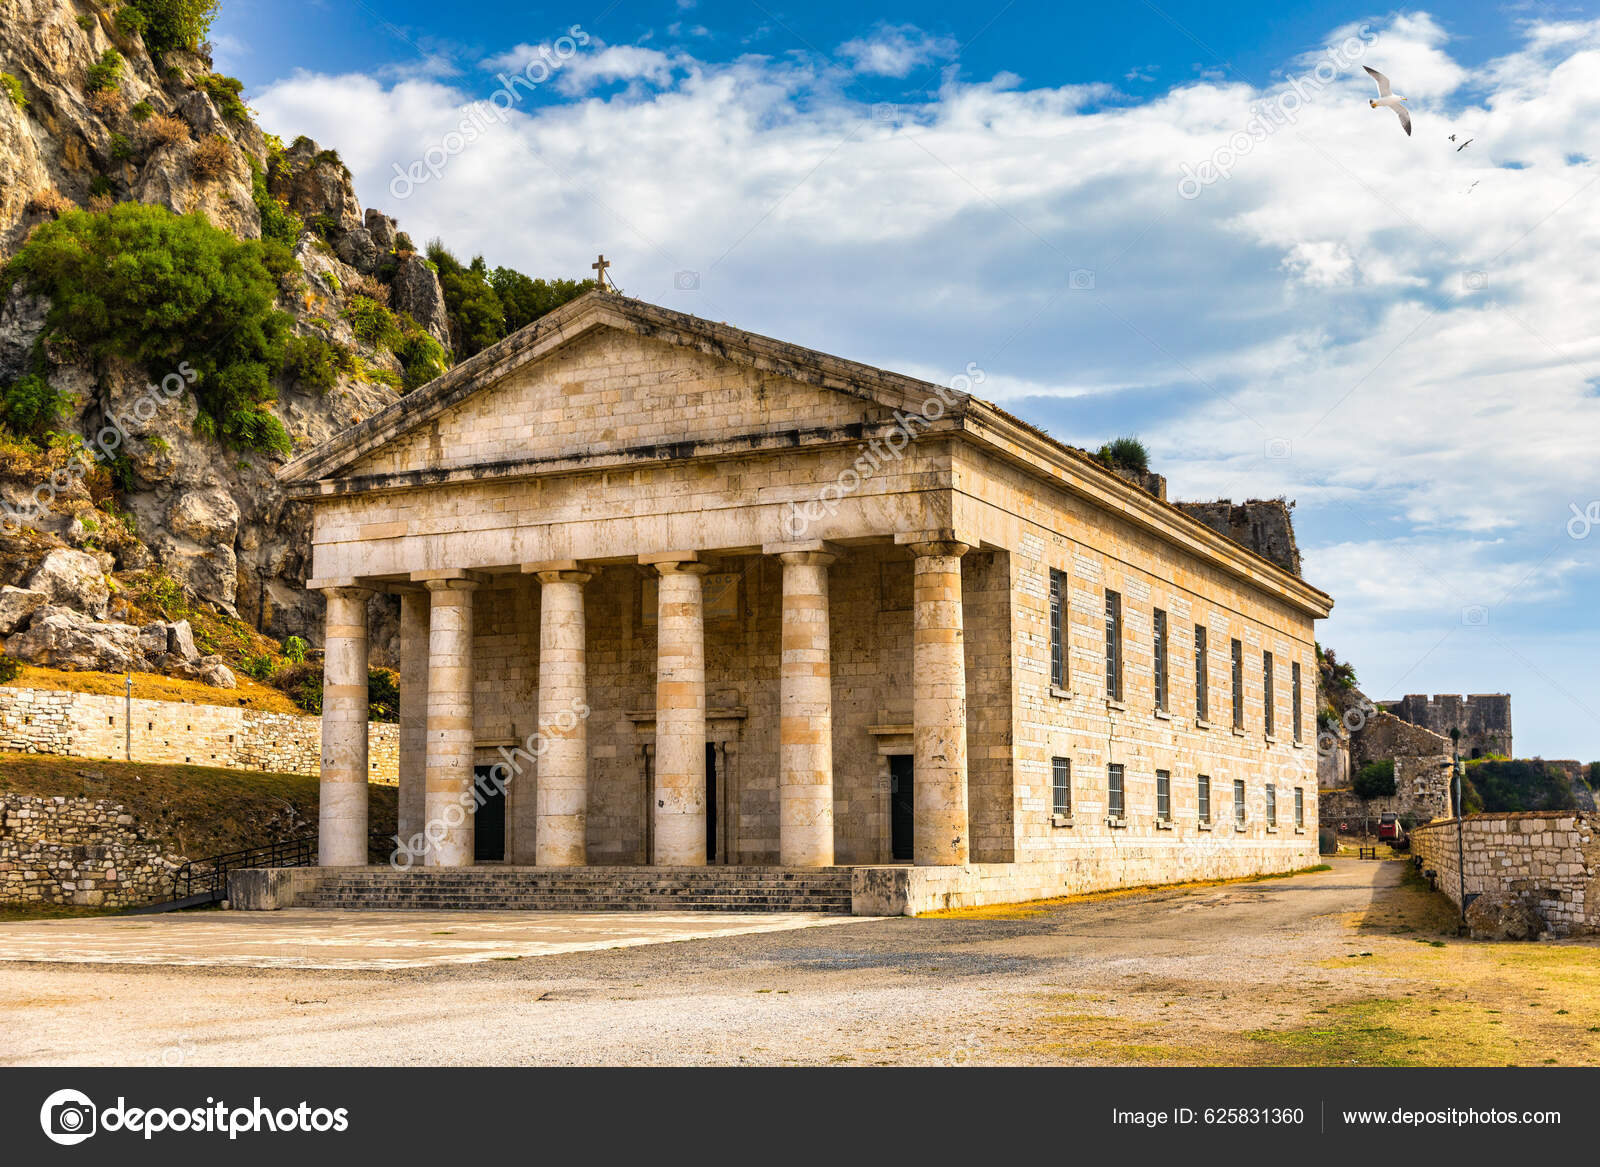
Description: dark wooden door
xmin=889 ymin=754 xmax=914 ymax=861
xmin=473 ymin=764 xmax=506 ymax=862
xmin=705 ymin=742 xmax=718 ymax=863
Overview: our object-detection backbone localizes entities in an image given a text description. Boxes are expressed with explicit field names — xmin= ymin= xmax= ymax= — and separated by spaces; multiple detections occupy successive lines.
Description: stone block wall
xmin=0 ymin=686 xmax=399 ymax=782
xmin=1172 ymin=499 xmax=1302 ymax=576
xmin=1411 ymin=811 xmax=1598 ymax=936
xmin=1381 ymin=693 xmax=1513 ymax=759
xmin=0 ymin=793 xmax=182 ymax=906
xmin=1321 ymin=753 xmax=1454 ymax=828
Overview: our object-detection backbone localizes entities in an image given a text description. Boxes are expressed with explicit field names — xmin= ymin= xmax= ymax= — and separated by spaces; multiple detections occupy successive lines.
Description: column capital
xmin=895 ymin=529 xmax=972 ymax=559
xmin=521 ymin=558 xmax=593 ymax=581
xmin=414 ymin=568 xmax=487 ymax=592
xmin=307 ymin=577 xmax=376 ymax=600
xmin=763 ymin=539 xmax=843 ymax=566
xmin=642 ymin=550 xmax=713 ymax=576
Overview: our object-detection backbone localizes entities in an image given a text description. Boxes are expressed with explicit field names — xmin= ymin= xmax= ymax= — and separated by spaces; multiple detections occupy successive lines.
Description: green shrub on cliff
xmin=4 ymin=203 xmax=293 ymax=454
xmin=125 ymin=0 xmax=220 ymax=55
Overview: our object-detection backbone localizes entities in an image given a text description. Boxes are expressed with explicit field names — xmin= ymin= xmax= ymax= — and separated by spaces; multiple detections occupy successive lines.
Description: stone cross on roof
xmin=591 ymin=254 xmax=611 ymax=291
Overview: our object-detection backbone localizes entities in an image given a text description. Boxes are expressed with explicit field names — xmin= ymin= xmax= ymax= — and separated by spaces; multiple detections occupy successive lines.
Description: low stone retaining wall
xmin=1412 ymin=811 xmax=1598 ymax=936
xmin=0 ymin=793 xmax=182 ymax=907
xmin=0 ymin=685 xmax=398 ymax=782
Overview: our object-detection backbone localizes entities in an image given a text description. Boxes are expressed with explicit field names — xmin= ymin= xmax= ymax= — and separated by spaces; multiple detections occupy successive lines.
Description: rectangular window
xmin=1194 ymin=625 xmax=1209 ymax=721
xmin=1051 ymin=756 xmax=1072 ymax=816
xmin=1152 ymin=609 xmax=1168 ymax=712
xmin=1292 ymin=660 xmax=1303 ymax=743
xmin=1197 ymin=774 xmax=1211 ymax=824
xmin=1156 ymin=769 xmax=1171 ymax=821
xmin=1107 ymin=763 xmax=1125 ymax=819
xmin=1266 ymin=783 xmax=1278 ymax=828
xmin=1230 ymin=639 xmax=1244 ymax=729
xmin=1233 ymin=779 xmax=1246 ymax=826
xmin=1049 ymin=569 xmax=1067 ymax=690
xmin=1263 ymin=651 xmax=1275 ymax=737
xmin=1104 ymin=591 xmax=1123 ymax=701
xmin=1294 ymin=786 xmax=1305 ymax=828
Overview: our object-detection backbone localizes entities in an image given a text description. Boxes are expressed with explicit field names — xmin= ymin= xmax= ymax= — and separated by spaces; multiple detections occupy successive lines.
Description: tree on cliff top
xmin=127 ymin=0 xmax=222 ymax=56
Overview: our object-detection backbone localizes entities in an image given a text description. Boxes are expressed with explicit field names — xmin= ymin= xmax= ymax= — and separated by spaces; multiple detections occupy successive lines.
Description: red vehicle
xmin=1377 ymin=812 xmax=1409 ymax=848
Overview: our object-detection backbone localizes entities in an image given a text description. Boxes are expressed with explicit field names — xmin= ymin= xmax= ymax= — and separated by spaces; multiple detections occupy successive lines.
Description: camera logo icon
xmin=1264 ymin=437 xmax=1292 ymax=460
xmin=1461 ymin=605 xmax=1489 ymax=627
xmin=673 ymin=270 xmax=700 ymax=291
xmin=40 ymin=1088 xmax=97 ymax=1145
xmin=1462 ymin=270 xmax=1488 ymax=292
xmin=1069 ymin=268 xmax=1096 ymax=290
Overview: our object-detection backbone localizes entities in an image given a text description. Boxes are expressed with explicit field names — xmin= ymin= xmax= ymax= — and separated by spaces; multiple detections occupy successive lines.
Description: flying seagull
xmin=1456 ymin=137 xmax=1474 ymax=151
xmin=1363 ymin=65 xmax=1411 ymax=136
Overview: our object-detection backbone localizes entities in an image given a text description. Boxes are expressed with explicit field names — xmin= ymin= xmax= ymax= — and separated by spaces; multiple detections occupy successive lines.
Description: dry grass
xmin=143 ymin=113 xmax=190 ymax=146
xmin=190 ymin=134 xmax=232 ymax=181
xmin=1 ymin=666 xmax=302 ymax=713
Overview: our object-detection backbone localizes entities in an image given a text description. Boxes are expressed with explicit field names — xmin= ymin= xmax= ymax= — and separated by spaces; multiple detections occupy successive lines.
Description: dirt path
xmin=2 ymin=859 xmax=1596 ymax=1066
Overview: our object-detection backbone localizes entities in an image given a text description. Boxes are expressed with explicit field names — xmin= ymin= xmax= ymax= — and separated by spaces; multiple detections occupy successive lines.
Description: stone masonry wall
xmin=0 ymin=793 xmax=182 ymax=906
xmin=1412 ymin=811 xmax=1598 ymax=936
xmin=0 ymin=687 xmax=398 ymax=782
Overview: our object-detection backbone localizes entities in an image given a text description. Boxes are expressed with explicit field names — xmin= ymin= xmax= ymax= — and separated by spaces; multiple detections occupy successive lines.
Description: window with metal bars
xmin=1194 ymin=625 xmax=1208 ymax=721
xmin=1292 ymin=660 xmax=1303 ymax=743
xmin=1049 ymin=569 xmax=1067 ymax=690
xmin=1153 ymin=609 xmax=1168 ymax=712
xmin=1104 ymin=591 xmax=1123 ymax=701
xmin=1266 ymin=783 xmax=1278 ymax=827
xmin=1051 ymin=756 xmax=1071 ymax=816
xmin=1197 ymin=774 xmax=1211 ymax=824
xmin=1233 ymin=779 xmax=1246 ymax=826
xmin=1230 ymin=639 xmax=1244 ymax=729
xmin=1263 ymin=650 xmax=1275 ymax=737
xmin=1107 ymin=763 xmax=1125 ymax=819
xmin=1156 ymin=769 xmax=1171 ymax=821
xmin=1294 ymin=786 xmax=1304 ymax=828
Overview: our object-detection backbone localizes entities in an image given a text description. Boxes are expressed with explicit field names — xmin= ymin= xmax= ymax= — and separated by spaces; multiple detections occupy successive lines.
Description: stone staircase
xmin=295 ymin=865 xmax=856 ymax=914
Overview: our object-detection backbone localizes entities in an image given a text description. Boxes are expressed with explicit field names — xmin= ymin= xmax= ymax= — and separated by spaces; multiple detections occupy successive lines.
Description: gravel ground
xmin=0 ymin=860 xmax=1420 ymax=1066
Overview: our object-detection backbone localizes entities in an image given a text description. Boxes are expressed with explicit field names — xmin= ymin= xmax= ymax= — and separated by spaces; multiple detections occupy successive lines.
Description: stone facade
xmin=1321 ymin=753 xmax=1453 ymax=829
xmin=0 ymin=793 xmax=182 ymax=906
xmin=275 ymin=292 xmax=1333 ymax=912
xmin=1381 ymin=693 xmax=1512 ymax=759
xmin=0 ymin=685 xmax=398 ymax=781
xmin=1412 ymin=811 xmax=1598 ymax=937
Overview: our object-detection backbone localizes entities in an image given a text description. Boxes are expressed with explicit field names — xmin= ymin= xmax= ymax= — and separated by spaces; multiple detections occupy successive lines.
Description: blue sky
xmin=217 ymin=2 xmax=1600 ymax=758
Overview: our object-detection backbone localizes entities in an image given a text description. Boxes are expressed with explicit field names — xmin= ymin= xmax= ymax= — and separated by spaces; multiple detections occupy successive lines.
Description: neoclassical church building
xmin=270 ymin=290 xmax=1332 ymax=914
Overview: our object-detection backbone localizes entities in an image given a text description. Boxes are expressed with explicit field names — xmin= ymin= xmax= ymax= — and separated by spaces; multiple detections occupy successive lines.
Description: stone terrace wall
xmin=0 ymin=687 xmax=398 ymax=782
xmin=0 ymin=793 xmax=182 ymax=906
xmin=1412 ymin=811 xmax=1598 ymax=936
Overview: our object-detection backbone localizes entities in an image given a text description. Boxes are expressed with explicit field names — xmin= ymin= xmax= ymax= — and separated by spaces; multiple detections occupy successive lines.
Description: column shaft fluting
xmin=424 ymin=577 xmax=477 ymax=867
xmin=778 ymin=551 xmax=835 ymax=867
xmin=397 ymin=590 xmax=429 ymax=850
xmin=319 ymin=587 xmax=371 ymax=867
xmin=652 ymin=560 xmax=710 ymax=865
xmin=535 ymin=569 xmax=592 ymax=866
xmin=911 ymin=542 xmax=970 ymax=866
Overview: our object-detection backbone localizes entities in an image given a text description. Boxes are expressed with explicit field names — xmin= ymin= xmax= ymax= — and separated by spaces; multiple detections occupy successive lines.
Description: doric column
xmin=643 ymin=552 xmax=710 ymax=866
xmin=908 ymin=538 xmax=970 ymax=866
xmin=397 ymin=590 xmax=429 ymax=850
xmin=533 ymin=563 xmax=592 ymax=867
xmin=420 ymin=573 xmax=479 ymax=867
xmin=316 ymin=583 xmax=372 ymax=867
xmin=771 ymin=544 xmax=838 ymax=867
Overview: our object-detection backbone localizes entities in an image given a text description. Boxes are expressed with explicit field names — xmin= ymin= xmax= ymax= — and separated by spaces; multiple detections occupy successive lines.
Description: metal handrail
xmin=170 ymin=834 xmax=318 ymax=902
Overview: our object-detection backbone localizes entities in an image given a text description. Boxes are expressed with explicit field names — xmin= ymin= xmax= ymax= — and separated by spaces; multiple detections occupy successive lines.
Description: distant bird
xmin=1456 ymin=138 xmax=1473 ymax=152
xmin=1363 ymin=65 xmax=1411 ymax=136
xmin=1465 ymin=180 xmax=1480 ymax=194
xmin=1448 ymin=133 xmax=1457 ymax=141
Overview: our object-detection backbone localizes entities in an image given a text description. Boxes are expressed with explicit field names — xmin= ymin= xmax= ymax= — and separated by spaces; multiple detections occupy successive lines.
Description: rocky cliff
xmin=0 ymin=0 xmax=468 ymax=679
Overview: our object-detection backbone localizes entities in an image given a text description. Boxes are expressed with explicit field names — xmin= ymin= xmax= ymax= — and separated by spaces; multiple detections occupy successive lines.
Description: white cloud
xmin=836 ymin=23 xmax=958 ymax=78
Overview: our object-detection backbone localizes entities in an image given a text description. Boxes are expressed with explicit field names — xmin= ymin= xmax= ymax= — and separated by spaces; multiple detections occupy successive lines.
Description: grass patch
xmin=1 ymin=665 xmax=302 ymax=713
xmin=0 ymin=751 xmax=396 ymax=861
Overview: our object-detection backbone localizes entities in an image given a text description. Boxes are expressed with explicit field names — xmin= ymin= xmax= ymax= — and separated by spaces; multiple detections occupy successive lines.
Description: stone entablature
xmin=0 ymin=793 xmax=182 ymax=906
xmin=275 ymin=291 xmax=1333 ymax=903
xmin=0 ymin=686 xmax=398 ymax=782
xmin=1412 ymin=811 xmax=1598 ymax=936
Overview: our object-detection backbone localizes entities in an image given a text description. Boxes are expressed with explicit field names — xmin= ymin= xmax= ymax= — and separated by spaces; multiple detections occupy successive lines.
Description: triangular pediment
xmin=277 ymin=293 xmax=962 ymax=487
